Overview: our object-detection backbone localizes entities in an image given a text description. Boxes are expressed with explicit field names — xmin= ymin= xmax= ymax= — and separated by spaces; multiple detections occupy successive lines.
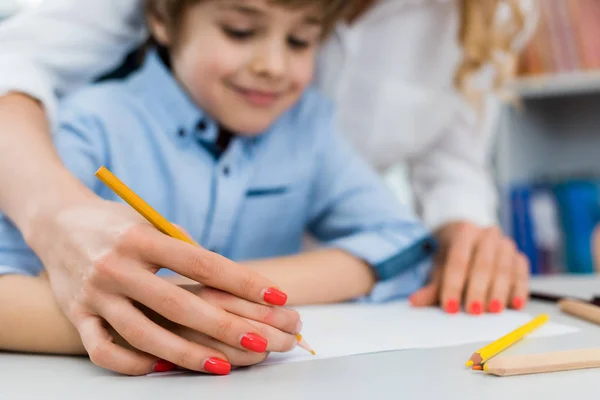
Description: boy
xmin=0 ymin=0 xmax=435 ymax=375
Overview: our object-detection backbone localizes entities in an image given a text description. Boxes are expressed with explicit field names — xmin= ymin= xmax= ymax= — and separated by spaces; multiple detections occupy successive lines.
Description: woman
xmin=0 ymin=0 xmax=534 ymax=374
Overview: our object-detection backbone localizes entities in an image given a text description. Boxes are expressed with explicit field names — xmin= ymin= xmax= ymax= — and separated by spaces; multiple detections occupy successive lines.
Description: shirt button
xmin=178 ymin=128 xmax=185 ymax=137
xmin=223 ymin=166 xmax=230 ymax=176
xmin=423 ymin=239 xmax=436 ymax=253
xmin=197 ymin=119 xmax=208 ymax=132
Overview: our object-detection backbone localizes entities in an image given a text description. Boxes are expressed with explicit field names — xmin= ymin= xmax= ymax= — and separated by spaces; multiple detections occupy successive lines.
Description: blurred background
xmin=2 ymin=0 xmax=600 ymax=277
xmin=0 ymin=0 xmax=42 ymax=20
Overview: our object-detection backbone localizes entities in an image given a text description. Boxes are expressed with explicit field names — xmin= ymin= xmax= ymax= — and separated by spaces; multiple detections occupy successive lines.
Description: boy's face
xmin=150 ymin=0 xmax=323 ymax=135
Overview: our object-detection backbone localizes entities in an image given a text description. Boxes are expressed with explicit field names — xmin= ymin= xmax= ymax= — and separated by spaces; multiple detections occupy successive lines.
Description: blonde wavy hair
xmin=454 ymin=0 xmax=531 ymax=105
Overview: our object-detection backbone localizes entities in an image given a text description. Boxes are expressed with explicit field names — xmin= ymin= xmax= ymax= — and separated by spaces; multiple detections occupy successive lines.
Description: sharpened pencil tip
xmin=472 ymin=365 xmax=483 ymax=371
xmin=296 ymin=333 xmax=316 ymax=355
xmin=465 ymin=360 xmax=473 ymax=367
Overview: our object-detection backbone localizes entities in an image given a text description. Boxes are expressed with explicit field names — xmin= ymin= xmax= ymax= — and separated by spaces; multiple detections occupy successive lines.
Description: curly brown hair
xmin=455 ymin=0 xmax=533 ymax=105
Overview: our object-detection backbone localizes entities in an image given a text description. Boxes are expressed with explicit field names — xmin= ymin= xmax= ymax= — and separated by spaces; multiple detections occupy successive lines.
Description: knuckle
xmin=87 ymin=341 xmax=110 ymax=368
xmin=287 ymin=309 xmax=301 ymax=326
xmin=240 ymin=275 xmax=257 ymax=299
xmin=160 ymin=293 xmax=185 ymax=320
xmin=503 ymin=238 xmax=517 ymax=254
xmin=77 ymin=281 xmax=98 ymax=308
xmin=448 ymin=251 xmax=470 ymax=271
xmin=517 ymin=255 xmax=531 ymax=276
xmin=455 ymin=222 xmax=475 ymax=236
xmin=175 ymin=349 xmax=195 ymax=369
xmin=213 ymin=318 xmax=234 ymax=342
xmin=120 ymin=322 xmax=146 ymax=344
xmin=443 ymin=279 xmax=463 ymax=296
xmin=187 ymin=253 xmax=218 ymax=282
xmin=204 ymin=289 xmax=228 ymax=304
xmin=256 ymin=304 xmax=274 ymax=324
xmin=90 ymin=254 xmax=120 ymax=284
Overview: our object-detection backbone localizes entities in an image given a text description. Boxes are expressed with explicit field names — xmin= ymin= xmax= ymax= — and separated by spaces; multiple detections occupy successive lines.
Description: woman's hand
xmin=409 ymin=222 xmax=530 ymax=314
xmin=136 ymin=284 xmax=301 ymax=374
xmin=28 ymin=199 xmax=298 ymax=376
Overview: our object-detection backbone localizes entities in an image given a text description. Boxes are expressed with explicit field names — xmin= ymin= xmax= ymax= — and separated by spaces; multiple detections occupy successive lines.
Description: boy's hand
xmin=29 ymin=198 xmax=299 ymax=376
xmin=409 ymin=222 xmax=529 ymax=314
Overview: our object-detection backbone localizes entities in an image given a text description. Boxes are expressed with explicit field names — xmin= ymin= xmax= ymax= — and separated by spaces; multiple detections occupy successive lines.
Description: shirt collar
xmin=127 ymin=49 xmax=219 ymax=144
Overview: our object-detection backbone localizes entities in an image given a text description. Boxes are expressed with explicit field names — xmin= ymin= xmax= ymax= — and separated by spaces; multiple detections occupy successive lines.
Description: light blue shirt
xmin=0 ymin=50 xmax=436 ymax=302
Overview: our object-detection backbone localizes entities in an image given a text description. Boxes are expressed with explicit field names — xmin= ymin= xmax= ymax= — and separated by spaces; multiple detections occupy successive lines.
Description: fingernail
xmin=203 ymin=358 xmax=231 ymax=375
xmin=512 ymin=297 xmax=524 ymax=310
xmin=263 ymin=288 xmax=288 ymax=306
xmin=444 ymin=299 xmax=460 ymax=314
xmin=296 ymin=319 xmax=303 ymax=334
xmin=241 ymin=333 xmax=268 ymax=353
xmin=489 ymin=299 xmax=503 ymax=313
xmin=469 ymin=301 xmax=483 ymax=315
xmin=153 ymin=360 xmax=176 ymax=373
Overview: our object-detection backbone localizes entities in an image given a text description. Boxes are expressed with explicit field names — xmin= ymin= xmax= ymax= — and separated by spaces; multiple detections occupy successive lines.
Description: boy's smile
xmin=148 ymin=0 xmax=323 ymax=136
xmin=227 ymin=83 xmax=285 ymax=109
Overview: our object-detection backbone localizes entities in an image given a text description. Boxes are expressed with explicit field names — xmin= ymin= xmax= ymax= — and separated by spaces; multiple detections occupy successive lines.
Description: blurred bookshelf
xmin=494 ymin=0 xmax=600 ymax=276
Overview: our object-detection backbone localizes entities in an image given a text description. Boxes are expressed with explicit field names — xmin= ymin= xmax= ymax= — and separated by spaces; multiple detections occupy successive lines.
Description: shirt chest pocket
xmin=228 ymin=180 xmax=311 ymax=259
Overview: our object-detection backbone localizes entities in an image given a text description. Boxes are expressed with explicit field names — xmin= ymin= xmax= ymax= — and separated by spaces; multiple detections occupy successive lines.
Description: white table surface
xmin=2 ymin=276 xmax=600 ymax=400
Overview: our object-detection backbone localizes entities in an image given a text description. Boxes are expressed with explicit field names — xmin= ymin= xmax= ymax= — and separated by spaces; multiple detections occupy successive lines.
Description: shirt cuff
xmin=328 ymin=229 xmax=436 ymax=282
xmin=422 ymin=192 xmax=498 ymax=231
xmin=0 ymin=55 xmax=58 ymax=129
xmin=359 ymin=258 xmax=432 ymax=303
xmin=0 ymin=264 xmax=36 ymax=277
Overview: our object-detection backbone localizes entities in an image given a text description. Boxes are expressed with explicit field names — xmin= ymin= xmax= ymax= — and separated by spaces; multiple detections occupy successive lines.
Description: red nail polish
xmin=489 ymin=299 xmax=503 ymax=313
xmin=241 ymin=333 xmax=268 ymax=353
xmin=445 ymin=299 xmax=460 ymax=314
xmin=469 ymin=301 xmax=483 ymax=315
xmin=512 ymin=297 xmax=524 ymax=310
xmin=263 ymin=288 xmax=288 ymax=306
xmin=204 ymin=358 xmax=231 ymax=375
xmin=153 ymin=360 xmax=176 ymax=373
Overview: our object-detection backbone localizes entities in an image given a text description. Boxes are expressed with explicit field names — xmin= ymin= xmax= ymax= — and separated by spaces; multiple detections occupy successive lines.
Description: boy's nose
xmin=250 ymin=42 xmax=287 ymax=80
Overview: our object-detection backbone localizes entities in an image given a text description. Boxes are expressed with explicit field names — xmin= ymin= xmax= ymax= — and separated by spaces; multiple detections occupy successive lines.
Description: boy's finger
xmin=133 ymin=225 xmax=288 ymax=306
xmin=78 ymin=315 xmax=156 ymax=376
xmin=464 ymin=228 xmax=500 ymax=315
xmin=487 ymin=238 xmax=516 ymax=313
xmin=510 ymin=254 xmax=530 ymax=310
xmin=440 ymin=226 xmax=479 ymax=314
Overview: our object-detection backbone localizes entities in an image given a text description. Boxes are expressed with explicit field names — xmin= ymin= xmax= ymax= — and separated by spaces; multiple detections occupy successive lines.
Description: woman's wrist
xmin=21 ymin=175 xmax=96 ymax=253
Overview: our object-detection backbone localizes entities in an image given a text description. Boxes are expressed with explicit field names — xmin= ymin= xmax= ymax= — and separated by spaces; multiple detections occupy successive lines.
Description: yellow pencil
xmin=95 ymin=166 xmax=315 ymax=355
xmin=465 ymin=314 xmax=549 ymax=367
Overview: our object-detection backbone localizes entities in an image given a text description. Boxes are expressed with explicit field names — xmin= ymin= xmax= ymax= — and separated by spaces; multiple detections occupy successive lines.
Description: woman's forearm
xmin=243 ymin=249 xmax=376 ymax=305
xmin=0 ymin=93 xmax=94 ymax=238
xmin=0 ymin=274 xmax=85 ymax=354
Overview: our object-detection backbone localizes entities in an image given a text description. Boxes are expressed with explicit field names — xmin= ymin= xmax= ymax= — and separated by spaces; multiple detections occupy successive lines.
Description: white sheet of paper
xmin=261 ymin=301 xmax=578 ymax=366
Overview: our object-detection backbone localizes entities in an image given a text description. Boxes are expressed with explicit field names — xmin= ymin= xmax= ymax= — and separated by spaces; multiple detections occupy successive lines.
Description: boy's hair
xmin=145 ymin=0 xmax=356 ymax=40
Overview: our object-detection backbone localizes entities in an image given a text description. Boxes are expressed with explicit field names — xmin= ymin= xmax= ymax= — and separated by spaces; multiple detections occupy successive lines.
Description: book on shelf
xmin=505 ymin=178 xmax=600 ymax=275
xmin=519 ymin=0 xmax=600 ymax=77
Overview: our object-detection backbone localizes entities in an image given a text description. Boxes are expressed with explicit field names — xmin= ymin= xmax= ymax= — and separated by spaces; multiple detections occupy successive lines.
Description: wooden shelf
xmin=509 ymin=71 xmax=600 ymax=99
